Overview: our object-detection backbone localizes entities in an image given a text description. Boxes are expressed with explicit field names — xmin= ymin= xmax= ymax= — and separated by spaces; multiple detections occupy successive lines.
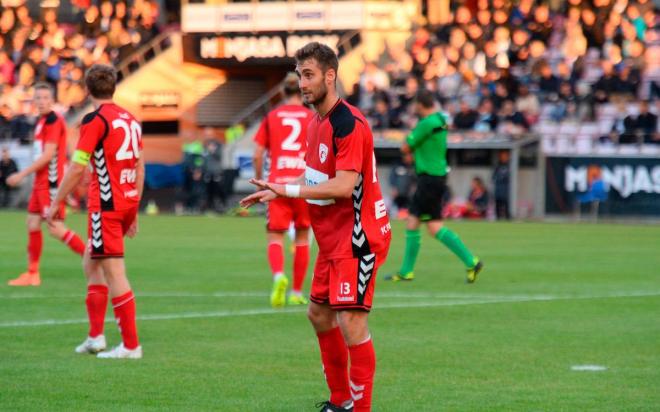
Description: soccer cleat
xmin=270 ymin=275 xmax=289 ymax=308
xmin=75 ymin=335 xmax=107 ymax=354
xmin=383 ymin=272 xmax=415 ymax=282
xmin=8 ymin=272 xmax=41 ymax=286
xmin=315 ymin=400 xmax=354 ymax=412
xmin=287 ymin=294 xmax=309 ymax=305
xmin=97 ymin=343 xmax=142 ymax=359
xmin=466 ymin=259 xmax=484 ymax=284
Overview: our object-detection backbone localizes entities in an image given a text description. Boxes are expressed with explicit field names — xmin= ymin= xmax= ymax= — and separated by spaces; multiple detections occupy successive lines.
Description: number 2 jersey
xmin=253 ymin=104 xmax=314 ymax=184
xmin=76 ymin=103 xmax=142 ymax=212
xmin=305 ymin=99 xmax=391 ymax=259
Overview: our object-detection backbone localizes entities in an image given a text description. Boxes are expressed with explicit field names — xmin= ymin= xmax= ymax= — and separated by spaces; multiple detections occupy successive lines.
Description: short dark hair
xmin=294 ymin=42 xmax=338 ymax=74
xmin=415 ymin=89 xmax=437 ymax=109
xmin=282 ymin=72 xmax=300 ymax=97
xmin=85 ymin=64 xmax=117 ymax=99
xmin=34 ymin=82 xmax=54 ymax=95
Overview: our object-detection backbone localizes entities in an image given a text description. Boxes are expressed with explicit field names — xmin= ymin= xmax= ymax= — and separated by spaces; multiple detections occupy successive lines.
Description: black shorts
xmin=410 ymin=174 xmax=447 ymax=221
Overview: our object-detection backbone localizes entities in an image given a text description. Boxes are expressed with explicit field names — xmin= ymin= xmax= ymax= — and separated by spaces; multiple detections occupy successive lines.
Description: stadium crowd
xmin=353 ymin=0 xmax=659 ymax=144
xmin=0 ymin=1 xmax=162 ymax=143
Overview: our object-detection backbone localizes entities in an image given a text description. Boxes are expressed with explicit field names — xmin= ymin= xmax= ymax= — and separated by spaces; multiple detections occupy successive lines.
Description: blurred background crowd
xmin=353 ymin=0 xmax=658 ymax=145
xmin=0 ymin=0 xmax=165 ymax=143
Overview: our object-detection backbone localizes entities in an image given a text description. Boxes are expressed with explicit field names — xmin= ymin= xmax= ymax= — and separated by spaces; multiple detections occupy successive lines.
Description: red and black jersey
xmin=304 ymin=99 xmax=391 ymax=259
xmin=254 ymin=104 xmax=314 ymax=184
xmin=76 ymin=103 xmax=142 ymax=212
xmin=32 ymin=111 xmax=67 ymax=196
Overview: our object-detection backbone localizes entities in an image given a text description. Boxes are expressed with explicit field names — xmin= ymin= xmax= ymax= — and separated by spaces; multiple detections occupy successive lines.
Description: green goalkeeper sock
xmin=399 ymin=229 xmax=421 ymax=275
xmin=436 ymin=227 xmax=476 ymax=268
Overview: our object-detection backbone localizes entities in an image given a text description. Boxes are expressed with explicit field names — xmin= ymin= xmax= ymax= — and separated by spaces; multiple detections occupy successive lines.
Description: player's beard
xmin=305 ymin=83 xmax=328 ymax=107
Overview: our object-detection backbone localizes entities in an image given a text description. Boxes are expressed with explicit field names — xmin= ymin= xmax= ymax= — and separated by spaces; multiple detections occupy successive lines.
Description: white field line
xmin=1 ymin=290 xmax=658 ymax=300
xmin=0 ymin=291 xmax=658 ymax=328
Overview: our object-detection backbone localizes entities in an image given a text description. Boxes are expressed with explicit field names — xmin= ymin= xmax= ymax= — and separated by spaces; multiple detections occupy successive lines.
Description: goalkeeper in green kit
xmin=386 ymin=89 xmax=483 ymax=283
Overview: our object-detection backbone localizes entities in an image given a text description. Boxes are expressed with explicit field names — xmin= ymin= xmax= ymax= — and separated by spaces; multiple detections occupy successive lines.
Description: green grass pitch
xmin=1 ymin=211 xmax=658 ymax=411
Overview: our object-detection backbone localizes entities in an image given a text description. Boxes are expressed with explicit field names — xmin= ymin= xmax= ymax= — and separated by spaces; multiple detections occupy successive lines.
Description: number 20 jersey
xmin=76 ymin=103 xmax=143 ymax=212
xmin=253 ymin=104 xmax=314 ymax=184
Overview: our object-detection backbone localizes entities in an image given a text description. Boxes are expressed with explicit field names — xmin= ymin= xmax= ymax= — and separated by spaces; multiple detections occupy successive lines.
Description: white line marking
xmin=0 ymin=291 xmax=658 ymax=328
xmin=1 ymin=290 xmax=658 ymax=300
xmin=571 ymin=365 xmax=607 ymax=371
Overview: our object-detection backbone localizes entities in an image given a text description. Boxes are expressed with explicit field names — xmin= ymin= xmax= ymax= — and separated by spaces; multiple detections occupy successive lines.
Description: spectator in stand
xmin=391 ymin=76 xmax=419 ymax=129
xmin=490 ymin=81 xmax=511 ymax=109
xmin=474 ymin=99 xmax=499 ymax=132
xmin=515 ymin=84 xmax=540 ymax=124
xmin=616 ymin=65 xmax=640 ymax=99
xmin=637 ymin=100 xmax=659 ymax=144
xmin=551 ymin=81 xmax=578 ymax=122
xmin=452 ymin=100 xmax=479 ymax=130
xmin=593 ymin=61 xmax=622 ymax=104
xmin=538 ymin=63 xmax=560 ymax=99
xmin=9 ymin=100 xmax=33 ymax=144
xmin=498 ymin=100 xmax=530 ymax=134
xmin=0 ymin=147 xmax=18 ymax=207
xmin=610 ymin=101 xmax=639 ymax=144
xmin=0 ymin=49 xmax=15 ymax=86
xmin=369 ymin=96 xmax=394 ymax=131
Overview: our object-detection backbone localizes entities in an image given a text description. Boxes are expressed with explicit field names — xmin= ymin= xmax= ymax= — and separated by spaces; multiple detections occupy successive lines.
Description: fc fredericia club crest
xmin=319 ymin=143 xmax=328 ymax=164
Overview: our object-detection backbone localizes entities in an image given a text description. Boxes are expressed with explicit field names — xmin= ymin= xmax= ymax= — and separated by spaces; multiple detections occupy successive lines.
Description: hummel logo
xmin=352 ymin=233 xmax=365 ymax=247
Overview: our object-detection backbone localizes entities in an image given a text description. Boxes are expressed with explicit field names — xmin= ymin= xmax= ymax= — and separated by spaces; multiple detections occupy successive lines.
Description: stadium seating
xmin=347 ymin=1 xmax=658 ymax=154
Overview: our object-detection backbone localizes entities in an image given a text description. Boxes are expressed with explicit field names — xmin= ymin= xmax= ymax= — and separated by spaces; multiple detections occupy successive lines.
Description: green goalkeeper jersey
xmin=406 ymin=112 xmax=449 ymax=177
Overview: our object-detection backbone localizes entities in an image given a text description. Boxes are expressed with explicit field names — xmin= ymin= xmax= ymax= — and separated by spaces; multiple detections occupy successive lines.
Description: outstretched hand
xmin=239 ymin=179 xmax=287 ymax=208
xmin=239 ymin=189 xmax=278 ymax=208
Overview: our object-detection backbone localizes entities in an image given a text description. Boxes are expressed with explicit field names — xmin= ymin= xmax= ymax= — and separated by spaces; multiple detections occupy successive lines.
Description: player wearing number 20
xmin=253 ymin=73 xmax=314 ymax=308
xmin=47 ymin=64 xmax=144 ymax=359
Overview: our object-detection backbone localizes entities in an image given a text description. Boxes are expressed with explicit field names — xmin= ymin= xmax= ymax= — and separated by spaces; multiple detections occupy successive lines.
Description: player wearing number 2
xmin=253 ymin=73 xmax=314 ymax=308
xmin=47 ymin=64 xmax=144 ymax=359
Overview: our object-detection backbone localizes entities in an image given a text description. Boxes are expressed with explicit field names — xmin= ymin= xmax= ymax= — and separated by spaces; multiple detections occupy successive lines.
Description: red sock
xmin=27 ymin=230 xmax=43 ymax=273
xmin=349 ymin=339 xmax=376 ymax=412
xmin=86 ymin=284 xmax=108 ymax=338
xmin=267 ymin=241 xmax=284 ymax=276
xmin=61 ymin=230 xmax=86 ymax=256
xmin=317 ymin=327 xmax=351 ymax=406
xmin=111 ymin=291 xmax=139 ymax=350
xmin=292 ymin=243 xmax=309 ymax=293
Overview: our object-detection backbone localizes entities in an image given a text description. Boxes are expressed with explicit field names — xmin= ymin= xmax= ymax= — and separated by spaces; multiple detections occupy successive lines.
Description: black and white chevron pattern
xmin=351 ymin=174 xmax=371 ymax=256
xmin=357 ymin=253 xmax=376 ymax=302
xmin=48 ymin=154 xmax=58 ymax=201
xmin=94 ymin=147 xmax=113 ymax=210
xmin=91 ymin=212 xmax=104 ymax=254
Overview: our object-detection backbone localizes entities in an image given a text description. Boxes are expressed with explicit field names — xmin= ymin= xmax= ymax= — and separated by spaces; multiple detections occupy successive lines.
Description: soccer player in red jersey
xmin=253 ymin=72 xmax=314 ymax=308
xmin=6 ymin=83 xmax=86 ymax=287
xmin=47 ymin=64 xmax=144 ymax=359
xmin=242 ymin=43 xmax=391 ymax=412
